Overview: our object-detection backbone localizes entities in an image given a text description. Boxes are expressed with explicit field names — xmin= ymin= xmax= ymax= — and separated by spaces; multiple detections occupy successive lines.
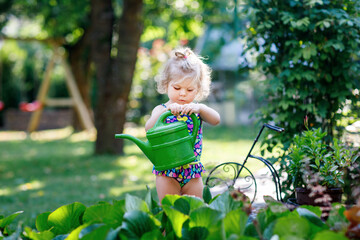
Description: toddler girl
xmin=145 ymin=47 xmax=220 ymax=202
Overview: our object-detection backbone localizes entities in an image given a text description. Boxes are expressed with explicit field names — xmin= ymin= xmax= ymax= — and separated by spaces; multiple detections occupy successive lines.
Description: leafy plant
xmin=246 ymin=196 xmax=350 ymax=240
xmin=242 ymin=0 xmax=360 ymax=155
xmin=0 ymin=211 xmax=23 ymax=237
xmin=284 ymin=127 xmax=359 ymax=192
xmin=0 ymin=187 xmax=356 ymax=239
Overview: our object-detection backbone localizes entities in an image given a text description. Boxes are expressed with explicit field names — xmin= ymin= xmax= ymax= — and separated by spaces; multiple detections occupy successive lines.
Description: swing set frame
xmin=0 ymin=38 xmax=94 ymax=132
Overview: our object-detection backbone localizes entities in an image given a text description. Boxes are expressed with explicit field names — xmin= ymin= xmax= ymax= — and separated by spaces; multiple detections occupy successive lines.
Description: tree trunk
xmin=108 ymin=0 xmax=144 ymax=153
xmin=90 ymin=0 xmax=143 ymax=154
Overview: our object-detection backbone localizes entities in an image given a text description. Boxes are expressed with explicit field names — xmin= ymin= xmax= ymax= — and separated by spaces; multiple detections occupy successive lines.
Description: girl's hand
xmin=181 ymin=103 xmax=201 ymax=116
xmin=184 ymin=103 xmax=221 ymax=126
xmin=167 ymin=103 xmax=183 ymax=116
xmin=168 ymin=103 xmax=220 ymax=126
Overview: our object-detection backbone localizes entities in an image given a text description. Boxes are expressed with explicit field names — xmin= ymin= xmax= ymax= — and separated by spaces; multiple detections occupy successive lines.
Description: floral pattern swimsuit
xmin=152 ymin=104 xmax=205 ymax=187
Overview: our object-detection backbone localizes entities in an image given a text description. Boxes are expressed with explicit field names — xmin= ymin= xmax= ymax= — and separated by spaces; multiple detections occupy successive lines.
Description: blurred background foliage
xmin=0 ymin=0 xmax=256 ymax=125
xmin=0 ymin=0 xmax=359 ymax=148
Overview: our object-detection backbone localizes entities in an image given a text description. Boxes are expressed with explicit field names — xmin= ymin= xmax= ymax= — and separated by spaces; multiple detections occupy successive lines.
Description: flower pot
xmin=295 ymin=187 xmax=343 ymax=205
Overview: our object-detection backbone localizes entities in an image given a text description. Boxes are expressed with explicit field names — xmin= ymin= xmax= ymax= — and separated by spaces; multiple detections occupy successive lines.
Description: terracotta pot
xmin=295 ymin=187 xmax=343 ymax=205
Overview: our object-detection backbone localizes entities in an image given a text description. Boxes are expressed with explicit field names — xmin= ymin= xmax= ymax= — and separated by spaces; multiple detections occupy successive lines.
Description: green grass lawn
xmin=0 ymin=124 xmax=268 ymax=227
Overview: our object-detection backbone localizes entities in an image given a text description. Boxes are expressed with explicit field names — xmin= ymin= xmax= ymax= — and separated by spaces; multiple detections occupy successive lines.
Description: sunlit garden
xmin=1 ymin=0 xmax=360 ymax=239
xmin=0 ymin=126 xmax=261 ymax=224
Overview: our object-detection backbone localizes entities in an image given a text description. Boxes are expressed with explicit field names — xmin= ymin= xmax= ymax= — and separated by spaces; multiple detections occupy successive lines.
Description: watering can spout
xmin=115 ymin=134 xmax=153 ymax=160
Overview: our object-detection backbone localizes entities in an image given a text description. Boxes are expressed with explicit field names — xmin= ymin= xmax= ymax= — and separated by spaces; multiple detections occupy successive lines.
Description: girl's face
xmin=167 ymin=78 xmax=198 ymax=105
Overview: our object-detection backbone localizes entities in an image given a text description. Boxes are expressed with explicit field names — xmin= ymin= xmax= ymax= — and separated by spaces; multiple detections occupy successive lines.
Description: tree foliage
xmin=0 ymin=0 xmax=239 ymax=154
xmin=243 ymin=0 xmax=360 ymax=152
xmin=9 ymin=0 xmax=89 ymax=42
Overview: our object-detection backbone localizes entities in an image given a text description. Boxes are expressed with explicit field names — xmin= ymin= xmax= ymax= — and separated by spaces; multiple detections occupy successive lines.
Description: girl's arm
xmin=198 ymin=103 xmax=221 ymax=126
xmin=181 ymin=103 xmax=220 ymax=126
xmin=145 ymin=105 xmax=168 ymax=131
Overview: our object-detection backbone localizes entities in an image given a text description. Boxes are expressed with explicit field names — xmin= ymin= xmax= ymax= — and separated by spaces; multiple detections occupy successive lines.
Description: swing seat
xmin=0 ymin=101 xmax=4 ymax=111
xmin=19 ymin=101 xmax=42 ymax=112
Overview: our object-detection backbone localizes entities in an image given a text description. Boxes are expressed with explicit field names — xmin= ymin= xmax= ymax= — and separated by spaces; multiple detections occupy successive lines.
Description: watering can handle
xmin=155 ymin=110 xmax=199 ymax=147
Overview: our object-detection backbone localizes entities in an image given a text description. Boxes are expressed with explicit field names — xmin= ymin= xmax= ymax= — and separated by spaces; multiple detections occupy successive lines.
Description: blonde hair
xmin=155 ymin=47 xmax=212 ymax=101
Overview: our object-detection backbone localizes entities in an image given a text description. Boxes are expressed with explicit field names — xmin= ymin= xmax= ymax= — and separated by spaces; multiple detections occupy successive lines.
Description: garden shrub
xmin=242 ymin=0 xmax=360 ymax=152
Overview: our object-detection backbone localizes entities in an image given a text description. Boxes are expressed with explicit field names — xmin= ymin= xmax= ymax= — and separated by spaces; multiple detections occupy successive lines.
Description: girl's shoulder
xmin=152 ymin=104 xmax=166 ymax=112
xmin=149 ymin=104 xmax=168 ymax=118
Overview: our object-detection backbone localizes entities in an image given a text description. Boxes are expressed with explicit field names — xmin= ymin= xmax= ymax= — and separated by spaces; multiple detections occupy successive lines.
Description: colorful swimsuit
xmin=152 ymin=105 xmax=205 ymax=187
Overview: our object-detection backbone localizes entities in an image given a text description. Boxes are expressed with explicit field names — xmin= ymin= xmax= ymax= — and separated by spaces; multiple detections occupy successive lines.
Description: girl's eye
xmin=173 ymin=87 xmax=180 ymax=90
xmin=188 ymin=89 xmax=194 ymax=92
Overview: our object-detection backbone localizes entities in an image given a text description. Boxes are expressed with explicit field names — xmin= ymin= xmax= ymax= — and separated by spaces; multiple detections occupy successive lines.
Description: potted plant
xmin=284 ymin=125 xmax=357 ymax=206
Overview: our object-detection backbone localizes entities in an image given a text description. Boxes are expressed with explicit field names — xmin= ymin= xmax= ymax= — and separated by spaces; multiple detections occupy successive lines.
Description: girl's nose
xmin=179 ymin=89 xmax=186 ymax=96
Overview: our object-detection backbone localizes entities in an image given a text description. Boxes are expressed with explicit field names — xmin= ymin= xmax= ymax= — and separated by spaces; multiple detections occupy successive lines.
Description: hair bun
xmin=175 ymin=51 xmax=189 ymax=59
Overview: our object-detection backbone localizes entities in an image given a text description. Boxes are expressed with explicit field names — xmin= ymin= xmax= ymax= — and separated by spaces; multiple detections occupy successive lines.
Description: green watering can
xmin=115 ymin=111 xmax=199 ymax=171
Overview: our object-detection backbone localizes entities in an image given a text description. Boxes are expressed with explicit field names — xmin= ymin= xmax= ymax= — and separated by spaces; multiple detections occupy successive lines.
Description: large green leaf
xmin=209 ymin=191 xmax=242 ymax=214
xmin=263 ymin=221 xmax=277 ymax=240
xmin=125 ymin=194 xmax=149 ymax=213
xmin=23 ymin=226 xmax=55 ymax=240
xmin=173 ymin=196 xmax=205 ymax=215
xmin=162 ymin=195 xmax=204 ymax=215
xmin=296 ymin=208 xmax=325 ymax=228
xmin=161 ymin=195 xmax=182 ymax=206
xmin=313 ymin=230 xmax=348 ymax=240
xmin=103 ymin=200 xmax=126 ymax=228
xmin=65 ymin=223 xmax=90 ymax=240
xmin=47 ymin=202 xmax=87 ymax=235
xmin=0 ymin=211 xmax=23 ymax=229
xmin=224 ymin=209 xmax=248 ymax=237
xmin=120 ymin=210 xmax=160 ymax=239
xmin=189 ymin=207 xmax=223 ymax=228
xmin=104 ymin=226 xmax=122 ymax=240
xmin=181 ymin=226 xmax=209 ymax=240
xmin=202 ymin=185 xmax=212 ymax=204
xmin=244 ymin=221 xmax=258 ymax=238
xmin=79 ymin=224 xmax=111 ymax=240
xmin=173 ymin=198 xmax=190 ymax=215
xmin=140 ymin=229 xmax=164 ymax=240
xmin=273 ymin=215 xmax=311 ymax=239
xmin=74 ymin=226 xmax=120 ymax=240
xmin=145 ymin=186 xmax=161 ymax=215
xmin=189 ymin=207 xmax=224 ymax=240
xmin=36 ymin=212 xmax=52 ymax=232
xmin=162 ymin=205 xmax=189 ymax=238
xmin=82 ymin=202 xmax=112 ymax=224
xmin=301 ymin=205 xmax=322 ymax=217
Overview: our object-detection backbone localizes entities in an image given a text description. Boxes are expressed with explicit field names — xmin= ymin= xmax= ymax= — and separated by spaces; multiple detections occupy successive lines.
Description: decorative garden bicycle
xmin=205 ymin=123 xmax=285 ymax=203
